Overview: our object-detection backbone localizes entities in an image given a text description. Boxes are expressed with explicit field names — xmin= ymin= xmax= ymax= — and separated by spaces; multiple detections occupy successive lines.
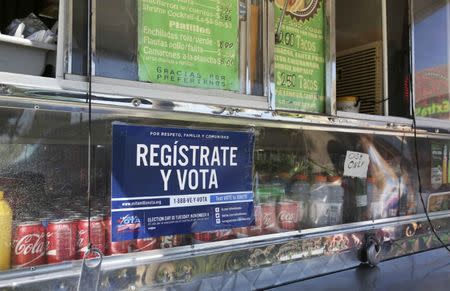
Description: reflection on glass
xmin=336 ymin=0 xmax=384 ymax=115
xmin=414 ymin=0 xmax=450 ymax=119
xmin=94 ymin=0 xmax=267 ymax=95
xmin=0 ymin=107 xmax=447 ymax=274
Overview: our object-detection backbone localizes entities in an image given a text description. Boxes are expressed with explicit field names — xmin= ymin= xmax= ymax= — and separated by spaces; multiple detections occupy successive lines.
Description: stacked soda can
xmin=193 ymin=231 xmax=215 ymax=243
xmin=276 ymin=200 xmax=300 ymax=231
xmin=10 ymin=207 xmax=247 ymax=270
xmin=160 ymin=235 xmax=185 ymax=248
xmin=135 ymin=237 xmax=159 ymax=252
xmin=232 ymin=226 xmax=249 ymax=238
xmin=9 ymin=212 xmax=161 ymax=268
xmin=11 ymin=221 xmax=46 ymax=268
xmin=260 ymin=202 xmax=278 ymax=234
xmin=193 ymin=229 xmax=236 ymax=243
xmin=248 ymin=204 xmax=263 ymax=235
xmin=46 ymin=218 xmax=78 ymax=264
xmin=215 ymin=229 xmax=235 ymax=241
xmin=76 ymin=216 xmax=105 ymax=259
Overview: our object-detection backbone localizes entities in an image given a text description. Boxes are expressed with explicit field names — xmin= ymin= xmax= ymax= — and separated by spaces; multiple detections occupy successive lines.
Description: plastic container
xmin=288 ymin=174 xmax=310 ymax=227
xmin=309 ymin=175 xmax=344 ymax=227
xmin=0 ymin=191 xmax=13 ymax=270
xmin=367 ymin=177 xmax=382 ymax=220
xmin=326 ymin=176 xmax=344 ymax=225
xmin=0 ymin=34 xmax=56 ymax=76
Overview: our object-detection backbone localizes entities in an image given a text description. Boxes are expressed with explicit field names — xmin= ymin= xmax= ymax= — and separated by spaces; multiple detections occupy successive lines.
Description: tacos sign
xmin=272 ymin=0 xmax=325 ymax=113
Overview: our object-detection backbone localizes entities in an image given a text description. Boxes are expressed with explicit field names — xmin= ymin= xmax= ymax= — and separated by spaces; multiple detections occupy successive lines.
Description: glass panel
xmin=95 ymin=0 xmax=137 ymax=80
xmin=70 ymin=0 xmax=87 ymax=76
xmin=1 ymin=105 xmax=447 ymax=274
xmin=387 ymin=0 xmax=411 ymax=117
xmin=413 ymin=0 xmax=450 ymax=120
xmin=0 ymin=107 xmax=89 ymax=271
xmin=336 ymin=0 xmax=384 ymax=115
xmin=95 ymin=0 xmax=265 ymax=96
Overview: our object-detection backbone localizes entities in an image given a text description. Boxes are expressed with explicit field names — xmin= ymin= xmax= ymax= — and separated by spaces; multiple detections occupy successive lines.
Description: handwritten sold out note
xmin=343 ymin=151 xmax=370 ymax=178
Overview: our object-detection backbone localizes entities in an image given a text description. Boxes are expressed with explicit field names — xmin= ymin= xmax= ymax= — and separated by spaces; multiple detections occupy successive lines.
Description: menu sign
xmin=138 ymin=0 xmax=240 ymax=91
xmin=273 ymin=0 xmax=325 ymax=113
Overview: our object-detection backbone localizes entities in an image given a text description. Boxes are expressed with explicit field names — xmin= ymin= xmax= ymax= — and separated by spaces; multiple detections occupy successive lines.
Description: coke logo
xmin=77 ymin=229 xmax=87 ymax=247
xmin=14 ymin=233 xmax=46 ymax=256
xmin=45 ymin=232 xmax=53 ymax=249
xmin=262 ymin=214 xmax=274 ymax=227
xmin=278 ymin=211 xmax=296 ymax=222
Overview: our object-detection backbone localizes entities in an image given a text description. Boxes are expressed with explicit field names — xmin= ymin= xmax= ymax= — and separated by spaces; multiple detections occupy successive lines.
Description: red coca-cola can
xmin=101 ymin=215 xmax=111 ymax=256
xmin=249 ymin=205 xmax=263 ymax=236
xmin=194 ymin=232 xmax=215 ymax=243
xmin=46 ymin=219 xmax=77 ymax=264
xmin=110 ymin=240 xmax=136 ymax=254
xmin=261 ymin=203 xmax=277 ymax=234
xmin=160 ymin=235 xmax=184 ymax=248
xmin=214 ymin=229 xmax=235 ymax=241
xmin=136 ymin=237 xmax=159 ymax=252
xmin=233 ymin=226 xmax=249 ymax=237
xmin=77 ymin=216 xmax=105 ymax=259
xmin=12 ymin=221 xmax=46 ymax=268
xmin=277 ymin=200 xmax=300 ymax=230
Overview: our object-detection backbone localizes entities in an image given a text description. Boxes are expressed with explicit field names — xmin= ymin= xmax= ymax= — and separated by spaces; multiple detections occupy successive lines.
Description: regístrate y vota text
xmin=136 ymin=143 xmax=238 ymax=191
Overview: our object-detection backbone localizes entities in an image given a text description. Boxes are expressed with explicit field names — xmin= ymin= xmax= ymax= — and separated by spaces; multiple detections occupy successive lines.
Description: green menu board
xmin=273 ymin=0 xmax=325 ymax=113
xmin=138 ymin=0 xmax=240 ymax=91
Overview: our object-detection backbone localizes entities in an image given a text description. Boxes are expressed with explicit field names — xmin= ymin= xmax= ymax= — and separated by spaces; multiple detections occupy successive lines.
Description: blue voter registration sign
xmin=111 ymin=123 xmax=255 ymax=242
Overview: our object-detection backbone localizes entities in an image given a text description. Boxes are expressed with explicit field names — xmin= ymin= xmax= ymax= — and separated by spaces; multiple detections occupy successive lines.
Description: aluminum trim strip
xmin=1 ymin=211 xmax=449 ymax=276
xmin=0 ymin=212 xmax=449 ymax=287
xmin=0 ymin=93 xmax=446 ymax=138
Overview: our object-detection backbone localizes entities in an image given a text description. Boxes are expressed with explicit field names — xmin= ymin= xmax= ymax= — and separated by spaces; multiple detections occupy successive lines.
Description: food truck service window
xmin=92 ymin=0 xmax=266 ymax=98
xmin=336 ymin=0 xmax=411 ymax=118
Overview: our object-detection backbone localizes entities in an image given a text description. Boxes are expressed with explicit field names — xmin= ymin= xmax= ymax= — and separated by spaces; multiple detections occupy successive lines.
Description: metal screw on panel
xmin=132 ymin=98 xmax=142 ymax=107
xmin=0 ymin=84 xmax=12 ymax=95
xmin=34 ymin=105 xmax=40 ymax=110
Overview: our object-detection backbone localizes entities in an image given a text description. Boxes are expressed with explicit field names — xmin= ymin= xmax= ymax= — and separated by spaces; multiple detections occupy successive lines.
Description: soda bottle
xmin=288 ymin=174 xmax=310 ymax=228
xmin=367 ymin=177 xmax=382 ymax=220
xmin=309 ymin=175 xmax=329 ymax=227
xmin=327 ymin=176 xmax=344 ymax=225
xmin=0 ymin=191 xmax=13 ymax=270
xmin=355 ymin=177 xmax=369 ymax=221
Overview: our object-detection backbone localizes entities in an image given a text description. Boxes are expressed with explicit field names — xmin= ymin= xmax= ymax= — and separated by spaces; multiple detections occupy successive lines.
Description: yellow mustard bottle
xmin=0 ymin=191 xmax=12 ymax=270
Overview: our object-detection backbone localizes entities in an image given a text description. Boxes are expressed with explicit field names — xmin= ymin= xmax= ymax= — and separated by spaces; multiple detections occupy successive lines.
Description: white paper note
xmin=343 ymin=151 xmax=370 ymax=178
